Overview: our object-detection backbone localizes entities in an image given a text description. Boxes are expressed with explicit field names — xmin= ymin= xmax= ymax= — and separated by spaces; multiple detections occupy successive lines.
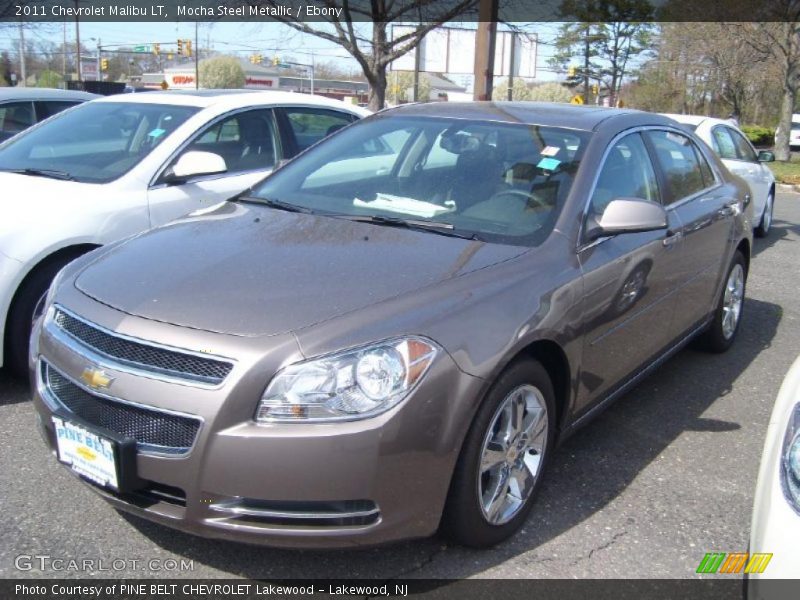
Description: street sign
xmin=133 ymin=45 xmax=151 ymax=53
xmin=570 ymin=95 xmax=584 ymax=105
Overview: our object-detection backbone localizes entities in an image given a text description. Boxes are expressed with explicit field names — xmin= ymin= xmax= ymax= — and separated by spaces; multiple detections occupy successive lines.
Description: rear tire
xmin=695 ymin=251 xmax=746 ymax=353
xmin=754 ymin=191 xmax=773 ymax=238
xmin=5 ymin=254 xmax=83 ymax=377
xmin=441 ymin=358 xmax=555 ymax=548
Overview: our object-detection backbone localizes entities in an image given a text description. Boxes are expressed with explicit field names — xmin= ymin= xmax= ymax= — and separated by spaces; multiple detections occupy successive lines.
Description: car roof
xmin=0 ymin=87 xmax=98 ymax=101
xmin=93 ymin=89 xmax=371 ymax=115
xmin=380 ymin=101 xmax=667 ymax=132
xmin=661 ymin=113 xmax=731 ymax=128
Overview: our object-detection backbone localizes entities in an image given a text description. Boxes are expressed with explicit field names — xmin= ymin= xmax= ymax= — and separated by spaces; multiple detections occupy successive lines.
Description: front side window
xmin=0 ymin=102 xmax=198 ymax=183
xmin=589 ymin=132 xmax=660 ymax=217
xmin=250 ymin=116 xmax=590 ymax=246
xmin=179 ymin=108 xmax=277 ymax=175
xmin=728 ymin=127 xmax=758 ymax=162
xmin=645 ymin=130 xmax=707 ymax=201
xmin=35 ymin=100 xmax=81 ymax=120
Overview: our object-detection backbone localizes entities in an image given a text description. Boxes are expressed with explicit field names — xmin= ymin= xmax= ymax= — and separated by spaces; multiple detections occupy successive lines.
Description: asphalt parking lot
xmin=1 ymin=193 xmax=798 ymax=580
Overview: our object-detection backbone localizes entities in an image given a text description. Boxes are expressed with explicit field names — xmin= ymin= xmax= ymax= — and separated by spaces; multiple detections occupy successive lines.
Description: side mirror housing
xmin=586 ymin=197 xmax=668 ymax=241
xmin=163 ymin=151 xmax=227 ymax=184
xmin=757 ymin=150 xmax=775 ymax=163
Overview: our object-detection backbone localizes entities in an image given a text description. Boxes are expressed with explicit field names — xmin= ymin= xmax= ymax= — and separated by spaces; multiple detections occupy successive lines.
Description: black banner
xmin=0 ymin=0 xmax=797 ymax=23
xmin=4 ymin=579 xmax=800 ymax=600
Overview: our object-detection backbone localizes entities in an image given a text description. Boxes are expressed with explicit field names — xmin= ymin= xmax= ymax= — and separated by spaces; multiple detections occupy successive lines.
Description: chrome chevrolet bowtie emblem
xmin=80 ymin=367 xmax=113 ymax=390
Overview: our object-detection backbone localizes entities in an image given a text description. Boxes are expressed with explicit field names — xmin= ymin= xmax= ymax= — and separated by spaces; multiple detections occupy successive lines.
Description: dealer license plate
xmin=52 ymin=415 xmax=119 ymax=491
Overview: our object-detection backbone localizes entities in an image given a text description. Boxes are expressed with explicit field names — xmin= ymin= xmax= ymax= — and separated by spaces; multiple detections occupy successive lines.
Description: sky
xmin=0 ymin=20 xmax=564 ymax=84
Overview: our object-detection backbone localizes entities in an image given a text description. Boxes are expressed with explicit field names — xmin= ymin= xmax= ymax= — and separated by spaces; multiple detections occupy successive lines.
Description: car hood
xmin=74 ymin=202 xmax=528 ymax=337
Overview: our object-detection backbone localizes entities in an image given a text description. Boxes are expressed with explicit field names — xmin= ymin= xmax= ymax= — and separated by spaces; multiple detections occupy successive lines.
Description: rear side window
xmin=283 ymin=108 xmax=356 ymax=153
xmin=590 ymin=132 xmax=660 ymax=216
xmin=0 ymin=101 xmax=35 ymax=138
xmin=645 ymin=130 xmax=708 ymax=202
xmin=711 ymin=127 xmax=737 ymax=160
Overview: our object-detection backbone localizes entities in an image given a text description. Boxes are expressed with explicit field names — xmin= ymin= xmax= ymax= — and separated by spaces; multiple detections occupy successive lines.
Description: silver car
xmin=31 ymin=102 xmax=752 ymax=548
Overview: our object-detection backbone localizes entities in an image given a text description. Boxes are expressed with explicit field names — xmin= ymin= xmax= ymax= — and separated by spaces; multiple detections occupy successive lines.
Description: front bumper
xmin=31 ymin=292 xmax=484 ymax=548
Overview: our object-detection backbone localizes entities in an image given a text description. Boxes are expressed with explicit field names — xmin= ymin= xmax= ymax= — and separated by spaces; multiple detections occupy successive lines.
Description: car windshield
xmin=249 ymin=115 xmax=589 ymax=246
xmin=0 ymin=101 xmax=198 ymax=183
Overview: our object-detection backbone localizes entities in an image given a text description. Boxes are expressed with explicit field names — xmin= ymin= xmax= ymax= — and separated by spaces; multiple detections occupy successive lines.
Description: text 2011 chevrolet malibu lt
xmin=31 ymin=103 xmax=752 ymax=548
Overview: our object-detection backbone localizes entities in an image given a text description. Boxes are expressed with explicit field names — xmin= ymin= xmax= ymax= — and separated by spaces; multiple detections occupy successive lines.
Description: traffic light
xmin=101 ymin=58 xmax=109 ymax=71
xmin=272 ymin=56 xmax=280 ymax=66
xmin=592 ymin=83 xmax=599 ymax=95
xmin=185 ymin=40 xmax=192 ymax=57
xmin=177 ymin=39 xmax=184 ymax=56
xmin=250 ymin=54 xmax=262 ymax=64
xmin=567 ymin=65 xmax=576 ymax=77
xmin=153 ymin=43 xmax=160 ymax=56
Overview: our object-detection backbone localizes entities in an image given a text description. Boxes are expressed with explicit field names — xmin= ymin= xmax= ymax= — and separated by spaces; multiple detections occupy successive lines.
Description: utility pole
xmin=310 ymin=51 xmax=315 ymax=95
xmin=194 ymin=22 xmax=199 ymax=89
xmin=62 ymin=22 xmax=67 ymax=85
xmin=413 ymin=43 xmax=421 ymax=102
xmin=96 ymin=38 xmax=101 ymax=82
xmin=507 ymin=31 xmax=516 ymax=101
xmin=18 ymin=21 xmax=26 ymax=87
xmin=473 ymin=0 xmax=499 ymax=101
xmin=74 ymin=0 xmax=82 ymax=82
xmin=583 ymin=25 xmax=590 ymax=105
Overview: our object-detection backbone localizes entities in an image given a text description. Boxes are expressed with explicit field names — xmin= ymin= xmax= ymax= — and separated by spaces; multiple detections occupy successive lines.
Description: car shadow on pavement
xmin=0 ymin=368 xmax=31 ymax=406
xmin=119 ymin=296 xmax=782 ymax=580
xmin=753 ymin=217 xmax=800 ymax=257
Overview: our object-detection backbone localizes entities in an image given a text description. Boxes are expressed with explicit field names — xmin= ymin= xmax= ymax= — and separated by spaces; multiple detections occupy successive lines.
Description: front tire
xmin=754 ymin=191 xmax=773 ymax=238
xmin=696 ymin=251 xmax=746 ymax=353
xmin=441 ymin=358 xmax=555 ymax=547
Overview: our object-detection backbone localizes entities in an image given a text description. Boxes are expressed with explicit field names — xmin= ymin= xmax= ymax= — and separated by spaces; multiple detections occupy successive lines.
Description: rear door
xmin=147 ymin=107 xmax=280 ymax=226
xmin=577 ymin=131 xmax=684 ymax=407
xmin=644 ymin=129 xmax=735 ymax=335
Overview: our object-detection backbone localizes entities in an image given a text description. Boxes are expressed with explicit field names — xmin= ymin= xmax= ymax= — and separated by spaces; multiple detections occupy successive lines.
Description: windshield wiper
xmin=345 ymin=215 xmax=482 ymax=241
xmin=9 ymin=168 xmax=74 ymax=181
xmin=234 ymin=195 xmax=312 ymax=214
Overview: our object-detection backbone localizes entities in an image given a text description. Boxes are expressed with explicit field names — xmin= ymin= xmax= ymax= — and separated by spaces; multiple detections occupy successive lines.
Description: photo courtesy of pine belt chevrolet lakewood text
xmin=30 ymin=102 xmax=752 ymax=548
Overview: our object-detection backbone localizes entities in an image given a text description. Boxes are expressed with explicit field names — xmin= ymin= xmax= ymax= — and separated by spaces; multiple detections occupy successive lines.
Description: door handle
xmin=662 ymin=230 xmax=682 ymax=247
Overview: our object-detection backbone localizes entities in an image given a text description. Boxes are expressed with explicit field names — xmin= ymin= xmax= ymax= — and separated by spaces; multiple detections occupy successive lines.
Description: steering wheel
xmin=488 ymin=189 xmax=550 ymax=211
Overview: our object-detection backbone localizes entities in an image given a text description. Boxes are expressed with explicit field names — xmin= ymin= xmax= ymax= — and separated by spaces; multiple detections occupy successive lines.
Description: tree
xmin=36 ymin=69 xmax=62 ymax=88
xmin=199 ymin=56 xmax=246 ymax=89
xmin=528 ymin=82 xmax=574 ymax=103
xmin=254 ymin=0 xmax=479 ymax=110
xmin=493 ymin=78 xmax=533 ymax=100
xmin=551 ymin=0 xmax=655 ymax=105
xmin=387 ymin=71 xmax=430 ymax=104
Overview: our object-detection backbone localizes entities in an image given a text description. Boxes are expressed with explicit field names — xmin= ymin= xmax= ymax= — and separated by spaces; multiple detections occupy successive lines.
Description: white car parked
xmin=748 ymin=355 xmax=800 ymax=591
xmin=0 ymin=90 xmax=368 ymax=374
xmin=664 ymin=114 xmax=776 ymax=238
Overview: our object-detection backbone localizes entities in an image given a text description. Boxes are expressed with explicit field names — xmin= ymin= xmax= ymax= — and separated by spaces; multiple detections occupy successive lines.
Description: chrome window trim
xmin=576 ymin=124 xmax=724 ymax=252
xmin=208 ymin=501 xmax=380 ymax=521
xmin=48 ymin=304 xmax=235 ymax=389
xmin=39 ymin=358 xmax=204 ymax=457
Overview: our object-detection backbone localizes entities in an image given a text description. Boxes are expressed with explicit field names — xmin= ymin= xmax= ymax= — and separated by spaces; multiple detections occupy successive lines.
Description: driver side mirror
xmin=163 ymin=151 xmax=227 ymax=184
xmin=757 ymin=150 xmax=775 ymax=163
xmin=586 ymin=197 xmax=668 ymax=242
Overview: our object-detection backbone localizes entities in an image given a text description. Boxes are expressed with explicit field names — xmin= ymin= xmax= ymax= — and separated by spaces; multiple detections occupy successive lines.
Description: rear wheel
xmin=441 ymin=358 xmax=555 ymax=547
xmin=696 ymin=251 xmax=746 ymax=353
xmin=754 ymin=191 xmax=773 ymax=238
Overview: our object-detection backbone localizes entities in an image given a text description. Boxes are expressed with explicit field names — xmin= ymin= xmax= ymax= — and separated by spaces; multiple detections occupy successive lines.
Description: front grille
xmin=53 ymin=307 xmax=233 ymax=385
xmin=44 ymin=363 xmax=201 ymax=453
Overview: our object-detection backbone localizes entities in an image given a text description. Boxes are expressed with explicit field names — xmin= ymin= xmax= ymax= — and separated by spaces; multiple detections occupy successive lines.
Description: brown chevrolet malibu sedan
xmin=31 ymin=102 xmax=752 ymax=548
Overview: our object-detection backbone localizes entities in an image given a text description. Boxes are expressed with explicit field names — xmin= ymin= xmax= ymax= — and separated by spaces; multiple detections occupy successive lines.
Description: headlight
xmin=256 ymin=337 xmax=439 ymax=422
xmin=783 ymin=403 xmax=800 ymax=513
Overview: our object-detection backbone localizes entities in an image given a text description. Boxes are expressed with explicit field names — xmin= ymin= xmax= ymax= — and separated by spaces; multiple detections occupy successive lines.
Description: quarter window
xmin=645 ymin=130 xmax=707 ymax=201
xmin=589 ymin=133 xmax=660 ymax=217
xmin=283 ymin=108 xmax=356 ymax=153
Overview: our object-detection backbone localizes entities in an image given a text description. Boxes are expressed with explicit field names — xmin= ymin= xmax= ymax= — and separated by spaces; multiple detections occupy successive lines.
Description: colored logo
xmin=80 ymin=368 xmax=113 ymax=390
xmin=696 ymin=552 xmax=772 ymax=574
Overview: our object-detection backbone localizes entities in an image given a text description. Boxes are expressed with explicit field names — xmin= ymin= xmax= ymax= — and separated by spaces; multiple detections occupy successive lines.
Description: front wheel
xmin=696 ymin=251 xmax=746 ymax=353
xmin=754 ymin=191 xmax=773 ymax=238
xmin=441 ymin=358 xmax=555 ymax=547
